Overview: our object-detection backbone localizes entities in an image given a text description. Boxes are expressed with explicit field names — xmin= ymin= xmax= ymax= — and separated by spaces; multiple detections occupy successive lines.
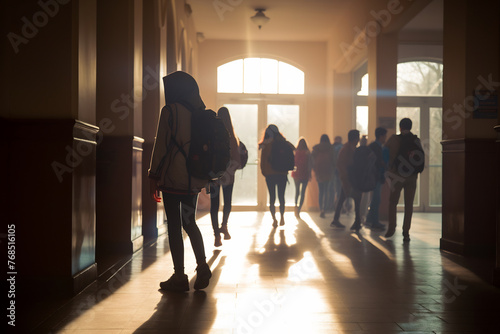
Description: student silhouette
xmin=148 ymin=71 xmax=211 ymax=292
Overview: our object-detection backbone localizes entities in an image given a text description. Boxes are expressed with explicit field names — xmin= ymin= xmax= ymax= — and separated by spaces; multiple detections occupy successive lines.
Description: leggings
xmin=162 ymin=192 xmax=206 ymax=274
xmin=209 ymin=183 xmax=234 ymax=234
xmin=265 ymin=174 xmax=287 ymax=218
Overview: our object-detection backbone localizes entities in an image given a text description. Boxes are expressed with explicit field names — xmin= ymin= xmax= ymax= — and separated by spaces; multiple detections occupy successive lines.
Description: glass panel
xmin=217 ymin=59 xmax=243 ymax=93
xmin=267 ymin=105 xmax=300 ymax=206
xmin=397 ymin=61 xmax=443 ymax=97
xmin=356 ymin=106 xmax=369 ymax=136
xmin=224 ymin=104 xmax=259 ymax=206
xmin=396 ymin=107 xmax=421 ymax=135
xmin=357 ymin=73 xmax=369 ymax=96
xmin=396 ymin=107 xmax=421 ymax=207
xmin=260 ymin=58 xmax=279 ymax=94
xmin=429 ymin=107 xmax=442 ymax=206
xmin=278 ymin=62 xmax=305 ymax=94
xmin=218 ymin=58 xmax=304 ymax=95
xmin=243 ymin=58 xmax=261 ymax=94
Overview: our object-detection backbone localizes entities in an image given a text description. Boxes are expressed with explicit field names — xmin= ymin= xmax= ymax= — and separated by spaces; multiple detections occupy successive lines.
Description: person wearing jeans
xmin=259 ymin=124 xmax=294 ymax=227
xmin=384 ymin=118 xmax=424 ymax=241
xmin=148 ymin=71 xmax=212 ymax=292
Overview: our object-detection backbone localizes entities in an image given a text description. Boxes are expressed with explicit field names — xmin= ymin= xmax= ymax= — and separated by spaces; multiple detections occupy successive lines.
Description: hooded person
xmin=148 ymin=71 xmax=212 ymax=292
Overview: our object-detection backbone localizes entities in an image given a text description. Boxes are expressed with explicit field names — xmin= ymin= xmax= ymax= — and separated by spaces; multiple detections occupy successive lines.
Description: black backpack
xmin=348 ymin=146 xmax=378 ymax=192
xmin=393 ymin=134 xmax=425 ymax=176
xmin=238 ymin=141 xmax=248 ymax=170
xmin=171 ymin=106 xmax=231 ymax=182
xmin=270 ymin=139 xmax=295 ymax=172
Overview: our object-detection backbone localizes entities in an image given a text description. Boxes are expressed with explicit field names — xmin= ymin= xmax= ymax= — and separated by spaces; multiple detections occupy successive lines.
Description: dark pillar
xmin=441 ymin=0 xmax=499 ymax=260
xmin=95 ymin=0 xmax=144 ymax=269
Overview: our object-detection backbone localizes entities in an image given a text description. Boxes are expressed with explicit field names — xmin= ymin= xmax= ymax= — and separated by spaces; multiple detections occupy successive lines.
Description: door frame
xmin=217 ymin=93 xmax=305 ymax=211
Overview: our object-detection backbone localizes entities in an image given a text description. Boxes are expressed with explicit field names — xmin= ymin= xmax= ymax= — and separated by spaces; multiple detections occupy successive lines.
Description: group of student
xmin=148 ymin=71 xmax=424 ymax=292
xmin=289 ymin=121 xmax=423 ymax=240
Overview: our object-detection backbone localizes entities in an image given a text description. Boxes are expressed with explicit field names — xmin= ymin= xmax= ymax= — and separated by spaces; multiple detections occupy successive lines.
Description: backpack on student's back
xmin=270 ymin=139 xmax=295 ymax=172
xmin=348 ymin=146 xmax=378 ymax=192
xmin=393 ymin=134 xmax=425 ymax=176
xmin=188 ymin=108 xmax=231 ymax=180
xmin=237 ymin=141 xmax=248 ymax=170
xmin=170 ymin=106 xmax=230 ymax=181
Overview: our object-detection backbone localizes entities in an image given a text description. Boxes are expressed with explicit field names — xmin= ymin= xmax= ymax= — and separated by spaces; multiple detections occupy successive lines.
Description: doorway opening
xmin=217 ymin=58 xmax=305 ymax=210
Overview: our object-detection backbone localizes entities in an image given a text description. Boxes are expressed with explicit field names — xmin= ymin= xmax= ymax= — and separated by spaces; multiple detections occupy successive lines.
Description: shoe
xmin=294 ymin=207 xmax=300 ymax=217
xmin=272 ymin=218 xmax=278 ymax=227
xmin=160 ymin=273 xmax=189 ymax=292
xmin=320 ymin=212 xmax=325 ymax=218
xmin=194 ymin=263 xmax=212 ymax=290
xmin=330 ymin=220 xmax=345 ymax=229
xmin=220 ymin=224 xmax=231 ymax=240
xmin=371 ymin=222 xmax=386 ymax=231
xmin=279 ymin=217 xmax=285 ymax=226
xmin=350 ymin=221 xmax=362 ymax=232
xmin=214 ymin=234 xmax=222 ymax=247
xmin=364 ymin=220 xmax=373 ymax=228
xmin=403 ymin=232 xmax=411 ymax=242
xmin=384 ymin=229 xmax=395 ymax=238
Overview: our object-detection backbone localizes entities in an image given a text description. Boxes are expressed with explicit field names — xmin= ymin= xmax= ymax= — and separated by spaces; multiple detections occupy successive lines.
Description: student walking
xmin=148 ymin=71 xmax=212 ymax=292
xmin=365 ymin=127 xmax=388 ymax=231
xmin=259 ymin=124 xmax=295 ymax=227
xmin=330 ymin=130 xmax=362 ymax=231
xmin=209 ymin=107 xmax=241 ymax=247
xmin=291 ymin=137 xmax=312 ymax=217
xmin=384 ymin=118 xmax=425 ymax=241
xmin=331 ymin=136 xmax=343 ymax=211
xmin=312 ymin=134 xmax=335 ymax=218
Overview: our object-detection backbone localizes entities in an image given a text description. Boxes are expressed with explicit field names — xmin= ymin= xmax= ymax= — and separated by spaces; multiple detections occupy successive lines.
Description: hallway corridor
xmin=33 ymin=212 xmax=500 ymax=333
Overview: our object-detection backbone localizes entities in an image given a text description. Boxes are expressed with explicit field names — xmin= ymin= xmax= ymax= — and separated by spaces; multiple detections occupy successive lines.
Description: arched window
xmin=397 ymin=61 xmax=443 ymax=96
xmin=217 ymin=58 xmax=305 ymax=94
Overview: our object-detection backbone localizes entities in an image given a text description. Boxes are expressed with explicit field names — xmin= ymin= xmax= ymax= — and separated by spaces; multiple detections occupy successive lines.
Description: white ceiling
xmin=188 ymin=0 xmax=350 ymax=42
xmin=188 ymin=0 xmax=443 ymax=42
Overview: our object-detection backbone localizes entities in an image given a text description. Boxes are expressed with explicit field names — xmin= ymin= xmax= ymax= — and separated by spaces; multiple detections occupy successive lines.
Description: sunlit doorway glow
xmin=218 ymin=58 xmax=305 ymax=209
xmin=217 ymin=58 xmax=304 ymax=94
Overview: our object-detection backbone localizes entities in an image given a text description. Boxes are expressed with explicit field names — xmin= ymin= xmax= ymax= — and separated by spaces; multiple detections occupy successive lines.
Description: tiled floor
xmin=34 ymin=211 xmax=500 ymax=333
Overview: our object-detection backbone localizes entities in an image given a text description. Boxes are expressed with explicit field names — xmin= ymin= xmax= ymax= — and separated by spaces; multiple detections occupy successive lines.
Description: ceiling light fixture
xmin=250 ymin=8 xmax=270 ymax=29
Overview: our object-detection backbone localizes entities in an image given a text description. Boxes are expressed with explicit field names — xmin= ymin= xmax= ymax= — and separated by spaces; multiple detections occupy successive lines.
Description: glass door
xmin=223 ymin=104 xmax=259 ymax=207
xmin=220 ymin=101 xmax=301 ymax=210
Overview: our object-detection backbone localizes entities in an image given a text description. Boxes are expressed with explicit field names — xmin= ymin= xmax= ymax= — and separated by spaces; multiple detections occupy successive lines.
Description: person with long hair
xmin=148 ymin=71 xmax=211 ymax=292
xmin=209 ymin=106 xmax=241 ymax=247
xmin=291 ymin=137 xmax=312 ymax=217
xmin=259 ymin=124 xmax=295 ymax=227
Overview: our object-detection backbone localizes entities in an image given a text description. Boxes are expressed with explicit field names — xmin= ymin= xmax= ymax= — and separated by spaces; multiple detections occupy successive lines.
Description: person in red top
xmin=291 ymin=137 xmax=312 ymax=217
xmin=330 ymin=129 xmax=362 ymax=231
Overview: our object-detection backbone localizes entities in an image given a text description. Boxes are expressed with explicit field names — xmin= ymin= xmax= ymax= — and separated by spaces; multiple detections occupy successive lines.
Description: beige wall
xmin=197 ymin=39 xmax=328 ymax=145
